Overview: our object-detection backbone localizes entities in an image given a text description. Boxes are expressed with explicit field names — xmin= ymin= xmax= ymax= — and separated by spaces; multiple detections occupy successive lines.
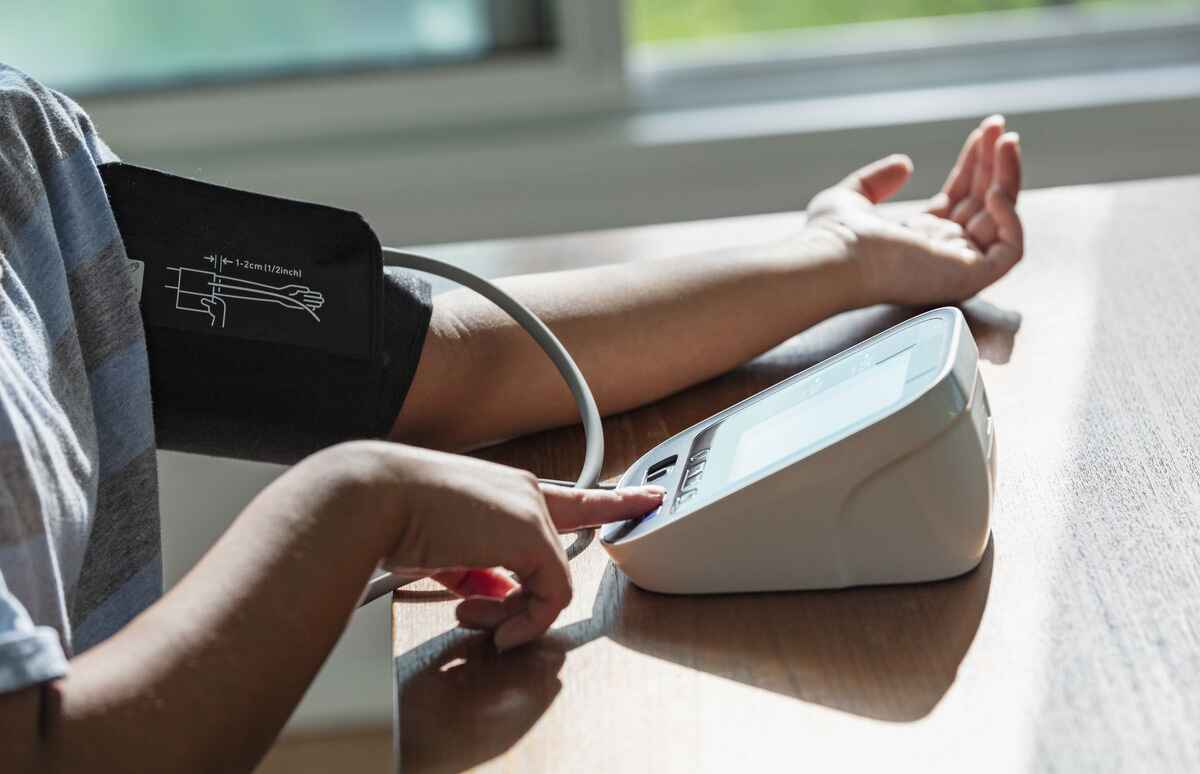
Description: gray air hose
xmin=358 ymin=248 xmax=604 ymax=605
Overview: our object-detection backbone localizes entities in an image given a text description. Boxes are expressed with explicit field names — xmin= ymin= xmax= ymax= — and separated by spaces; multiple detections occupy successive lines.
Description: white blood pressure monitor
xmin=601 ymin=307 xmax=995 ymax=594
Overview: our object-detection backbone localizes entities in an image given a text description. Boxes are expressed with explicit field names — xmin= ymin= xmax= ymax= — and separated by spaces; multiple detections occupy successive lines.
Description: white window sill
xmin=628 ymin=63 xmax=1200 ymax=147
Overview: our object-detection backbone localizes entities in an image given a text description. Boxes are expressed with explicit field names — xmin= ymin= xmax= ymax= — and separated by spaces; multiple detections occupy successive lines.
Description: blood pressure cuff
xmin=99 ymin=162 xmax=431 ymax=464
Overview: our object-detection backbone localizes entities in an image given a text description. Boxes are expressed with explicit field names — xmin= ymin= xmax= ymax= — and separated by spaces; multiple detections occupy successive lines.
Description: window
xmin=35 ymin=1 xmax=619 ymax=156
xmin=12 ymin=0 xmax=1195 ymax=239
xmin=628 ymin=0 xmax=1200 ymax=112
xmin=11 ymin=0 xmax=1194 ymax=153
xmin=3 ymin=0 xmax=554 ymax=95
xmin=628 ymin=0 xmax=1194 ymax=45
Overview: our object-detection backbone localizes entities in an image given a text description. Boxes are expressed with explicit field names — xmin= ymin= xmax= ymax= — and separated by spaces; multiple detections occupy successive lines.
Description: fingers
xmin=966 ymin=208 xmax=997 ymax=247
xmin=929 ymin=176 xmax=1022 ymax=298
xmin=457 ymin=592 xmax=527 ymax=631
xmin=450 ymin=484 xmax=665 ymax=650
xmin=539 ymin=484 xmax=666 ymax=532
xmin=968 ymin=116 xmax=1005 ymax=204
xmin=950 ymin=119 xmax=1004 ymax=227
xmin=453 ymin=477 xmax=573 ymax=651
xmin=473 ymin=493 xmax=573 ymax=652
xmin=986 ymin=187 xmax=1023 ymax=256
xmin=981 ymin=239 xmax=1023 ymax=287
xmin=929 ymin=128 xmax=981 ymax=217
xmin=967 ymin=127 xmax=1022 ymax=247
xmin=982 ymin=132 xmax=1023 ymax=249
xmin=839 ymin=154 xmax=913 ymax=204
xmin=949 ymin=119 xmax=1019 ymax=250
xmin=930 ymin=115 xmax=1006 ymax=228
xmin=432 ymin=568 xmax=518 ymax=599
xmin=491 ymin=557 xmax=571 ymax=652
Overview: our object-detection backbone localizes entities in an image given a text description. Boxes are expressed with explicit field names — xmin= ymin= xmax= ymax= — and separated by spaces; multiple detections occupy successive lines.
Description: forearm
xmin=34 ymin=443 xmax=402 ymax=773
xmin=394 ymin=232 xmax=865 ymax=450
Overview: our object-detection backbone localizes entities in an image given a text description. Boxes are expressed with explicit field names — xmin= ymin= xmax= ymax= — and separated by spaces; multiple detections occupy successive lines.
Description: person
xmin=0 ymin=62 xmax=1022 ymax=772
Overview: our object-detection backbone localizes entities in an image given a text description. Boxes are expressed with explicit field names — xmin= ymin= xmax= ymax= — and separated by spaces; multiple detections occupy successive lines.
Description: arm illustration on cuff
xmin=165 ymin=259 xmax=325 ymax=328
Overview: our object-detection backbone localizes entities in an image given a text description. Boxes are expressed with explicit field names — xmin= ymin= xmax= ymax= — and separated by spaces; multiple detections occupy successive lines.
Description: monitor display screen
xmin=728 ymin=348 xmax=912 ymax=481
xmin=693 ymin=316 xmax=949 ymax=500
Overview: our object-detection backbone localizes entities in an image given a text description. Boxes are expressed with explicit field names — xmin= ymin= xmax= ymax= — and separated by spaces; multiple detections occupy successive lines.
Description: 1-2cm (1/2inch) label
xmin=222 ymin=256 xmax=304 ymax=277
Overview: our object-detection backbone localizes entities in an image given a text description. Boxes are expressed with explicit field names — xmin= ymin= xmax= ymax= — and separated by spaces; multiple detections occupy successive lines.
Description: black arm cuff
xmin=375 ymin=267 xmax=433 ymax=440
xmin=100 ymin=163 xmax=432 ymax=464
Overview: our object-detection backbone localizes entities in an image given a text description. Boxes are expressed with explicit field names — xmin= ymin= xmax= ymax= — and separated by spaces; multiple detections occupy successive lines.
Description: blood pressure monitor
xmin=601 ymin=307 xmax=995 ymax=594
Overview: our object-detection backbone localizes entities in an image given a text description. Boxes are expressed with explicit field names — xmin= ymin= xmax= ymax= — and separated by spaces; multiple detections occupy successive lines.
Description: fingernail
xmin=619 ymin=485 xmax=665 ymax=498
xmin=459 ymin=571 xmax=516 ymax=600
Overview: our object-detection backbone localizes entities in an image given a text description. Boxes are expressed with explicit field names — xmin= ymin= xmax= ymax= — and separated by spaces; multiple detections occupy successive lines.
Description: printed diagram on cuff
xmin=165 ymin=256 xmax=325 ymax=328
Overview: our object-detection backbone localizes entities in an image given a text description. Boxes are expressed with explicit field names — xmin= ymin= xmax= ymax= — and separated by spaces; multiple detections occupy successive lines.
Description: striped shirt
xmin=0 ymin=65 xmax=158 ymax=690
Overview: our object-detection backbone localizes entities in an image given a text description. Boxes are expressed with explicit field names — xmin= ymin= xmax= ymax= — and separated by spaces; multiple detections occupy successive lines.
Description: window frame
xmin=631 ymin=4 xmax=1200 ymax=112
xmin=84 ymin=2 xmax=1200 ymax=159
xmin=84 ymin=0 xmax=628 ymax=157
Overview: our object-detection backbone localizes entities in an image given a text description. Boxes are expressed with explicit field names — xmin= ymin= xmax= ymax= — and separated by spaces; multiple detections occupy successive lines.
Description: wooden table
xmin=392 ymin=176 xmax=1200 ymax=773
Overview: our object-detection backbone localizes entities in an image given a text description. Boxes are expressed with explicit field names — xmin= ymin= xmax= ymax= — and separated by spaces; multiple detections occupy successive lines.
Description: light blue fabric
xmin=0 ymin=574 xmax=68 ymax=692
xmin=0 ymin=64 xmax=161 ymax=693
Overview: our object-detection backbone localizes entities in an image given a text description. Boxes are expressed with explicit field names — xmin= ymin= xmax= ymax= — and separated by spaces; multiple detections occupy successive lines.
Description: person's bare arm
xmin=393 ymin=117 xmax=1022 ymax=451
xmin=0 ymin=443 xmax=662 ymax=774
xmin=395 ymin=233 xmax=861 ymax=450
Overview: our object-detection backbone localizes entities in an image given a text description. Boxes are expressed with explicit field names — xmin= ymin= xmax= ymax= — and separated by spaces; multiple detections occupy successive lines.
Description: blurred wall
xmin=95 ymin=92 xmax=1200 ymax=249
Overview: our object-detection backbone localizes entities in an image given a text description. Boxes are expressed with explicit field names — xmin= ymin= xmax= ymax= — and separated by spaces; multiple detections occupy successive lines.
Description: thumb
xmin=540 ymin=484 xmax=666 ymax=532
xmin=840 ymin=154 xmax=913 ymax=204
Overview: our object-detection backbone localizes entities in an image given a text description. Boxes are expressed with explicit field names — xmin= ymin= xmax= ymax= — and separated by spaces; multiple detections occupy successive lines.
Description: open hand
xmin=805 ymin=114 xmax=1023 ymax=306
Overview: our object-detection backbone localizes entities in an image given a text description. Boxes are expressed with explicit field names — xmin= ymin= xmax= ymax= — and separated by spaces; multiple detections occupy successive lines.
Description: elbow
xmin=390 ymin=301 xmax=508 ymax=450
xmin=0 ymin=681 xmax=65 ymax=774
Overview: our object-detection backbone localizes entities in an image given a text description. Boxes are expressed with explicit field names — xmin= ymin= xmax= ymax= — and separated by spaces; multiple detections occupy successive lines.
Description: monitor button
xmin=645 ymin=467 xmax=668 ymax=484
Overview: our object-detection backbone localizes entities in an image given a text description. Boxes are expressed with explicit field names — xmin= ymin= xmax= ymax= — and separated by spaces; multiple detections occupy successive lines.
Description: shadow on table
xmin=395 ymin=627 xmax=568 ymax=774
xmin=395 ymin=539 xmax=995 ymax=771
xmin=755 ymin=298 xmax=1021 ymax=373
xmin=593 ymin=537 xmax=994 ymax=722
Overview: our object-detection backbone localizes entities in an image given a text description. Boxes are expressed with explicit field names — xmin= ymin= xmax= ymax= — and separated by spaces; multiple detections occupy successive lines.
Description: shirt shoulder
xmin=0 ymin=64 xmax=118 ymax=169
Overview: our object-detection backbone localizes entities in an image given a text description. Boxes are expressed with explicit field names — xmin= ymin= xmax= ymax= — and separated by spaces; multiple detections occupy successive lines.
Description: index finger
xmin=540 ymin=484 xmax=666 ymax=531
